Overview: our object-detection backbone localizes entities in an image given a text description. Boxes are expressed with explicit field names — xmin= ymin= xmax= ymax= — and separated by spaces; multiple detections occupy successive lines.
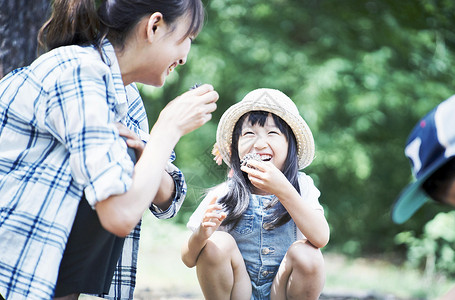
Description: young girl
xmin=0 ymin=0 xmax=218 ymax=299
xmin=182 ymin=88 xmax=330 ymax=300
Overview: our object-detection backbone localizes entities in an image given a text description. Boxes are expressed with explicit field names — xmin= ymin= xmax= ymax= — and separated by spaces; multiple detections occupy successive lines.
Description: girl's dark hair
xmin=422 ymin=157 xmax=455 ymax=204
xmin=38 ymin=0 xmax=204 ymax=53
xmin=219 ymin=111 xmax=300 ymax=231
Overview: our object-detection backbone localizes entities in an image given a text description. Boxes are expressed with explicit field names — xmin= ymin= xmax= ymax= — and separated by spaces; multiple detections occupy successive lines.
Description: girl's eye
xmin=269 ymin=130 xmax=280 ymax=135
xmin=242 ymin=131 xmax=254 ymax=136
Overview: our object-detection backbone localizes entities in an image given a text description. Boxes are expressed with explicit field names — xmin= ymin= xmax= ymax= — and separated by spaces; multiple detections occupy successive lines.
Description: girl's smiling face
xmin=238 ymin=113 xmax=289 ymax=171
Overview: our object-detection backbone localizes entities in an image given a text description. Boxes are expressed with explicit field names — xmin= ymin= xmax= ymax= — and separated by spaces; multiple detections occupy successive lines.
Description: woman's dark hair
xmin=422 ymin=157 xmax=455 ymax=204
xmin=38 ymin=0 xmax=204 ymax=53
xmin=219 ymin=111 xmax=300 ymax=231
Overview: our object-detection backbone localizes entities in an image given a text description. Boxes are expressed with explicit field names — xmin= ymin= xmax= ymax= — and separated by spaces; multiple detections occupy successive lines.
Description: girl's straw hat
xmin=216 ymin=88 xmax=315 ymax=169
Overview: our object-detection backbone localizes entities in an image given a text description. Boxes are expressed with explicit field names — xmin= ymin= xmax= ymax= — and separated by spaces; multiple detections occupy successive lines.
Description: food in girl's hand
xmin=240 ymin=153 xmax=262 ymax=167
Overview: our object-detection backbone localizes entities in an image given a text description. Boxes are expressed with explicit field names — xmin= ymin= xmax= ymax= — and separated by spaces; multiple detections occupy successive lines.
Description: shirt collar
xmin=97 ymin=40 xmax=128 ymax=121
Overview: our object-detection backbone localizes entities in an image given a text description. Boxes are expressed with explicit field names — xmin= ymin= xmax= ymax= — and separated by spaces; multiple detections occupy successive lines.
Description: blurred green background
xmin=139 ymin=0 xmax=455 ymax=258
xmin=4 ymin=0 xmax=455 ymax=297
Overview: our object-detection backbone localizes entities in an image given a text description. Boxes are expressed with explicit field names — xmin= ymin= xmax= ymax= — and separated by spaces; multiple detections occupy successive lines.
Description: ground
xmin=81 ymin=214 xmax=454 ymax=300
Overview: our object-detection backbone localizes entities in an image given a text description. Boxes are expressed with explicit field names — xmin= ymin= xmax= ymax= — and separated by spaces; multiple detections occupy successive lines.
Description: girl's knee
xmin=198 ymin=232 xmax=237 ymax=265
xmin=287 ymin=240 xmax=324 ymax=275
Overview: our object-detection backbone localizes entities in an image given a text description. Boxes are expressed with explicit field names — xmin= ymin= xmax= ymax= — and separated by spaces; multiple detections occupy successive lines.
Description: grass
xmin=324 ymin=253 xmax=454 ymax=299
xmin=82 ymin=213 xmax=455 ymax=299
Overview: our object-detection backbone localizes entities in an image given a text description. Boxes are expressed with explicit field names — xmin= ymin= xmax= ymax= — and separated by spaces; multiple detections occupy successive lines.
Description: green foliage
xmin=139 ymin=0 xmax=455 ymax=256
xmin=395 ymin=211 xmax=455 ymax=278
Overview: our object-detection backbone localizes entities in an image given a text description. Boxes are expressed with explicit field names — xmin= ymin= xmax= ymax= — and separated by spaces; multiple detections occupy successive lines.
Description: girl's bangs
xmin=244 ymin=111 xmax=289 ymax=137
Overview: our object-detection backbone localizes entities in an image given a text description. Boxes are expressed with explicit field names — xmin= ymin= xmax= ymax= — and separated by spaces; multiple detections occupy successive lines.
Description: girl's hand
xmin=198 ymin=196 xmax=227 ymax=240
xmin=156 ymin=84 xmax=219 ymax=138
xmin=242 ymin=160 xmax=331 ymax=249
xmin=115 ymin=123 xmax=145 ymax=159
xmin=240 ymin=159 xmax=293 ymax=198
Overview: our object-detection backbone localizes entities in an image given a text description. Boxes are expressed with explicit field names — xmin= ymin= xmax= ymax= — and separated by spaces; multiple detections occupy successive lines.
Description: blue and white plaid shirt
xmin=0 ymin=41 xmax=186 ymax=300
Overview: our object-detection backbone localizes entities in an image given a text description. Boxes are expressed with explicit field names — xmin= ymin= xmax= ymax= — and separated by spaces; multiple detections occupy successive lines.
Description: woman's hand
xmin=197 ymin=196 xmax=227 ymax=240
xmin=115 ymin=123 xmax=145 ymax=160
xmin=155 ymin=84 xmax=219 ymax=138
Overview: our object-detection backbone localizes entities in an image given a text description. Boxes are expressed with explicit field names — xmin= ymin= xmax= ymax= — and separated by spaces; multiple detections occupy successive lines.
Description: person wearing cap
xmin=392 ymin=96 xmax=455 ymax=299
xmin=181 ymin=88 xmax=329 ymax=300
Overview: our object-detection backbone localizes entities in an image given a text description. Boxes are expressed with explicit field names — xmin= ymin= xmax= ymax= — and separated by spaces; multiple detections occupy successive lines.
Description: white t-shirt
xmin=187 ymin=172 xmax=324 ymax=240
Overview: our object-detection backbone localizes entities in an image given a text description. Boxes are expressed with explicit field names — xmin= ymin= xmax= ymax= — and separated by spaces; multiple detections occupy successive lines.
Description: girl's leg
xmin=270 ymin=240 xmax=325 ymax=300
xmin=196 ymin=231 xmax=251 ymax=300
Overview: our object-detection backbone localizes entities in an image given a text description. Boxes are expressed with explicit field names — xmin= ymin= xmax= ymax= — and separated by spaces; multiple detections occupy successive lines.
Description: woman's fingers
xmin=115 ymin=122 xmax=145 ymax=157
xmin=158 ymin=85 xmax=219 ymax=137
xmin=115 ymin=123 xmax=141 ymax=142
xmin=191 ymin=89 xmax=218 ymax=123
xmin=187 ymin=84 xmax=215 ymax=97
xmin=184 ymin=84 xmax=218 ymax=106
xmin=115 ymin=123 xmax=135 ymax=139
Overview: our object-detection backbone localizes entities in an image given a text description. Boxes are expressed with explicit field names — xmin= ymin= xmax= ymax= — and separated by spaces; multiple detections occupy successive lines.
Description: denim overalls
xmin=229 ymin=194 xmax=297 ymax=300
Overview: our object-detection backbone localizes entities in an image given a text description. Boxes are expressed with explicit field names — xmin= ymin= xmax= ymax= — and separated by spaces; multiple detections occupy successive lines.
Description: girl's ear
xmin=146 ymin=12 xmax=164 ymax=43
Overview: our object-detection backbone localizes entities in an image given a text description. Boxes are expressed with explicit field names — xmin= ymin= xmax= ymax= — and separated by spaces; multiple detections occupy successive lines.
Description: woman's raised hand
xmin=156 ymin=84 xmax=219 ymax=138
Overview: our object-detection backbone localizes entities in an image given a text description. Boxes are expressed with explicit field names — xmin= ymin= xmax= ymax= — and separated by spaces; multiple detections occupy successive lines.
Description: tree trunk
xmin=0 ymin=0 xmax=50 ymax=78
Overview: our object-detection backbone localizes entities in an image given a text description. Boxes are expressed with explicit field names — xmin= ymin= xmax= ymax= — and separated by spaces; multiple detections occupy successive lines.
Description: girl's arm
xmin=96 ymin=85 xmax=218 ymax=237
xmin=181 ymin=196 xmax=226 ymax=268
xmin=241 ymin=160 xmax=330 ymax=248
xmin=181 ymin=226 xmax=211 ymax=268
xmin=274 ymin=181 xmax=329 ymax=248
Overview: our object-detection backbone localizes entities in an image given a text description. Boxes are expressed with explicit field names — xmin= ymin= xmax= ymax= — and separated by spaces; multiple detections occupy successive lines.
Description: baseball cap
xmin=392 ymin=95 xmax=455 ymax=224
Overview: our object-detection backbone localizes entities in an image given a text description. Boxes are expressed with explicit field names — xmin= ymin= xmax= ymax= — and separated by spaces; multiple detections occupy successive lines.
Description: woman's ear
xmin=146 ymin=12 xmax=164 ymax=43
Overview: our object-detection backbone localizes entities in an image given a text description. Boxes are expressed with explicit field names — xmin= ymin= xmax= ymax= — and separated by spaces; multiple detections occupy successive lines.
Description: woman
xmin=0 ymin=0 xmax=218 ymax=299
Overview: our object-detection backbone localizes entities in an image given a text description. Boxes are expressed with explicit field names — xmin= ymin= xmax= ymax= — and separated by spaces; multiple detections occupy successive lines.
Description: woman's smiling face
xmin=136 ymin=14 xmax=194 ymax=87
xmin=237 ymin=113 xmax=289 ymax=171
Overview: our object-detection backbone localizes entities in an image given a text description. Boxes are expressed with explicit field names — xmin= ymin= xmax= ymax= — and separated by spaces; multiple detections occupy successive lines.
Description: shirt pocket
xmin=233 ymin=214 xmax=254 ymax=235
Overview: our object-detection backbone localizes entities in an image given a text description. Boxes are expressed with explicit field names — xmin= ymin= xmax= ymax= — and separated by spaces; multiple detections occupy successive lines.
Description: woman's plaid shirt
xmin=0 ymin=41 xmax=186 ymax=300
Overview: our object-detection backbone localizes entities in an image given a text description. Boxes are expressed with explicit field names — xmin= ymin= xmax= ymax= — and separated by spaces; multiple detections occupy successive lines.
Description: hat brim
xmin=392 ymin=180 xmax=429 ymax=224
xmin=392 ymin=156 xmax=450 ymax=224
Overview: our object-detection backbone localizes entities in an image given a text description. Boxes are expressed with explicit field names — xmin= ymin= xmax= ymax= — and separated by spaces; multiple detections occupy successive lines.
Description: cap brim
xmin=392 ymin=156 xmax=450 ymax=224
xmin=392 ymin=180 xmax=429 ymax=224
